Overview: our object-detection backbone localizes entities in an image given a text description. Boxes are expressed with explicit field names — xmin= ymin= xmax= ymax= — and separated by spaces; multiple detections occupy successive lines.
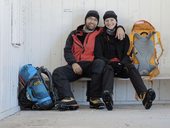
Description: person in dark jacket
xmin=52 ymin=10 xmax=125 ymax=111
xmin=94 ymin=10 xmax=156 ymax=110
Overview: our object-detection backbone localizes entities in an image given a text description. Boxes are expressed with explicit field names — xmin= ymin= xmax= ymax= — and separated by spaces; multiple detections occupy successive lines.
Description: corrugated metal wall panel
xmin=23 ymin=0 xmax=170 ymax=72
xmin=0 ymin=0 xmax=3 ymax=113
xmin=0 ymin=0 xmax=24 ymax=120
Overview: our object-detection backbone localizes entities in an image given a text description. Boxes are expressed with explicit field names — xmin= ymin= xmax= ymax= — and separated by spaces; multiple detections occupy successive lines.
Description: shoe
xmin=142 ymin=88 xmax=156 ymax=109
xmin=89 ymin=98 xmax=105 ymax=109
xmin=55 ymin=97 xmax=79 ymax=111
xmin=102 ymin=90 xmax=113 ymax=111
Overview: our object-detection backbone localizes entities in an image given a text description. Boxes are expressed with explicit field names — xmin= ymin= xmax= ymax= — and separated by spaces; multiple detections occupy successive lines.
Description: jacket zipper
xmin=74 ymin=40 xmax=85 ymax=52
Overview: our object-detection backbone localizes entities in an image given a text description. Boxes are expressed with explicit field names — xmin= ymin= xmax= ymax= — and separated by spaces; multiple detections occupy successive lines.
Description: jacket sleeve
xmin=64 ymin=31 xmax=77 ymax=65
xmin=94 ymin=35 xmax=109 ymax=63
xmin=120 ymin=34 xmax=132 ymax=65
xmin=116 ymin=25 xmax=125 ymax=32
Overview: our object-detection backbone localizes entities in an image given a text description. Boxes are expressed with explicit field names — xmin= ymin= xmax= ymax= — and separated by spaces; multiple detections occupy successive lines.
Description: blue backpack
xmin=18 ymin=64 xmax=56 ymax=110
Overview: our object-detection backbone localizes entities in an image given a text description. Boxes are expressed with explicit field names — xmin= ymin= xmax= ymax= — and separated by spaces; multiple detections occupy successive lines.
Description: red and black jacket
xmin=64 ymin=25 xmax=102 ymax=65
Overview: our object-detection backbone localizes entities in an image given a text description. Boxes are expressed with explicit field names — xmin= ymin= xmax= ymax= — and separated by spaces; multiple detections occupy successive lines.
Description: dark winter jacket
xmin=64 ymin=25 xmax=102 ymax=65
xmin=94 ymin=27 xmax=131 ymax=65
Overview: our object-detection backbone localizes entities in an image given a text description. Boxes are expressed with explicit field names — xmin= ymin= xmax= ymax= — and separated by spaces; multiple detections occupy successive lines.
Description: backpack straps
xmin=154 ymin=31 xmax=164 ymax=64
xmin=128 ymin=32 xmax=134 ymax=56
xmin=37 ymin=66 xmax=57 ymax=105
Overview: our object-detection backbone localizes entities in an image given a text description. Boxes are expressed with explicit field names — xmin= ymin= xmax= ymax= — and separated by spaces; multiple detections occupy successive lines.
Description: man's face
xmin=85 ymin=16 xmax=98 ymax=30
xmin=104 ymin=18 xmax=117 ymax=29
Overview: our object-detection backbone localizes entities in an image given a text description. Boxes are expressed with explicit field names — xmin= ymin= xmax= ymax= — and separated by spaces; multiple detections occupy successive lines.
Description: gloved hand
xmin=114 ymin=63 xmax=124 ymax=75
xmin=108 ymin=61 xmax=119 ymax=68
xmin=72 ymin=63 xmax=82 ymax=75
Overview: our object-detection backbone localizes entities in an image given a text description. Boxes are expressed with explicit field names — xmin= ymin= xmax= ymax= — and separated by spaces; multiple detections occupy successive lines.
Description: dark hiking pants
xmin=52 ymin=59 xmax=105 ymax=100
xmin=91 ymin=63 xmax=147 ymax=97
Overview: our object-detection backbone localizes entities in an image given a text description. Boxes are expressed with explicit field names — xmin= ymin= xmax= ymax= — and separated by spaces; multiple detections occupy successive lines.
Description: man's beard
xmin=83 ymin=25 xmax=95 ymax=33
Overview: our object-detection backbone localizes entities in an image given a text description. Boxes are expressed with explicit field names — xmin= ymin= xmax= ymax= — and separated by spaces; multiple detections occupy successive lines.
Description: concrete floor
xmin=0 ymin=104 xmax=170 ymax=128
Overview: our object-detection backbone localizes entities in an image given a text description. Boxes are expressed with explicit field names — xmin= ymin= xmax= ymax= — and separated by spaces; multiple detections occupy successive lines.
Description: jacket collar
xmin=75 ymin=24 xmax=100 ymax=33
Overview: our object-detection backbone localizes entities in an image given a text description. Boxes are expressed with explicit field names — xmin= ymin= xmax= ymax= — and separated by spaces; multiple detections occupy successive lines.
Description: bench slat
xmin=78 ymin=75 xmax=170 ymax=81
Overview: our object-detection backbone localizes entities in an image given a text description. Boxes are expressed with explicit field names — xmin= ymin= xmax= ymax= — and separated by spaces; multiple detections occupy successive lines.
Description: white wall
xmin=0 ymin=0 xmax=25 ymax=120
xmin=0 ymin=0 xmax=170 ymax=119
xmin=23 ymin=0 xmax=170 ymax=73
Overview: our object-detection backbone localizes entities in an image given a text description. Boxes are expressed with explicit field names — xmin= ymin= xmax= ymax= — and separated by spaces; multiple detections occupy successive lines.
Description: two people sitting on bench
xmin=52 ymin=10 xmax=156 ymax=111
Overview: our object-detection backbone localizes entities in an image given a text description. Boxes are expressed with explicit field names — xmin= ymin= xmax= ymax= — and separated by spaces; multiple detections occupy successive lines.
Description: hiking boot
xmin=142 ymin=88 xmax=156 ymax=109
xmin=89 ymin=98 xmax=105 ymax=109
xmin=56 ymin=97 xmax=79 ymax=111
xmin=102 ymin=90 xmax=113 ymax=111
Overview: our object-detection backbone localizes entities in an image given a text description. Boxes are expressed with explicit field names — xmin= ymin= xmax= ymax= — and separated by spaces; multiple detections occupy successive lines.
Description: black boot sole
xmin=144 ymin=89 xmax=156 ymax=109
xmin=56 ymin=104 xmax=79 ymax=111
xmin=102 ymin=92 xmax=113 ymax=111
xmin=89 ymin=105 xmax=105 ymax=109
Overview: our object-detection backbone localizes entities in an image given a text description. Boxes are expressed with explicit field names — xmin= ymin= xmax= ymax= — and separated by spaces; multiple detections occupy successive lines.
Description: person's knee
xmin=104 ymin=65 xmax=113 ymax=72
xmin=93 ymin=59 xmax=105 ymax=65
xmin=52 ymin=67 xmax=64 ymax=81
xmin=92 ymin=59 xmax=105 ymax=74
xmin=124 ymin=63 xmax=137 ymax=73
xmin=125 ymin=63 xmax=135 ymax=69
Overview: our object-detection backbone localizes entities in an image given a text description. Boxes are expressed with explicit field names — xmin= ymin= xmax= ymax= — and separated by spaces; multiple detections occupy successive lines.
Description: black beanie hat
xmin=103 ymin=11 xmax=117 ymax=21
xmin=85 ymin=10 xmax=99 ymax=22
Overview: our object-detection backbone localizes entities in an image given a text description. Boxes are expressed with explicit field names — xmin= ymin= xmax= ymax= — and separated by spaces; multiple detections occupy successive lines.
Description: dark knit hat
xmin=85 ymin=10 xmax=99 ymax=22
xmin=103 ymin=11 xmax=117 ymax=21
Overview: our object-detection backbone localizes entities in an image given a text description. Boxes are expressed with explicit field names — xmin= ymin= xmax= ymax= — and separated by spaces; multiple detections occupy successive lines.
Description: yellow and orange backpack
xmin=128 ymin=20 xmax=164 ymax=79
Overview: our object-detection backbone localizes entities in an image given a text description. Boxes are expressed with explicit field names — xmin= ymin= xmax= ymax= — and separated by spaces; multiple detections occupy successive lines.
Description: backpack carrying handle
xmin=140 ymin=31 xmax=148 ymax=35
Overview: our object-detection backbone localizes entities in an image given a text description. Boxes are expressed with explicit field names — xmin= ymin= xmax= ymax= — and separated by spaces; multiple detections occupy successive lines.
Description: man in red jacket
xmin=52 ymin=10 xmax=125 ymax=111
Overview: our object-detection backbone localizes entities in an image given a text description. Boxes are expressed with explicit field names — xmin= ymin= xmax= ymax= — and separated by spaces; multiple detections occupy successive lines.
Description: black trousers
xmin=93 ymin=63 xmax=147 ymax=97
xmin=52 ymin=59 xmax=105 ymax=100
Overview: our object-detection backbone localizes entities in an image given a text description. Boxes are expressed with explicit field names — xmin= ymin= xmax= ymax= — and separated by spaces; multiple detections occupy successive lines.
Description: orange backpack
xmin=128 ymin=20 xmax=164 ymax=79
